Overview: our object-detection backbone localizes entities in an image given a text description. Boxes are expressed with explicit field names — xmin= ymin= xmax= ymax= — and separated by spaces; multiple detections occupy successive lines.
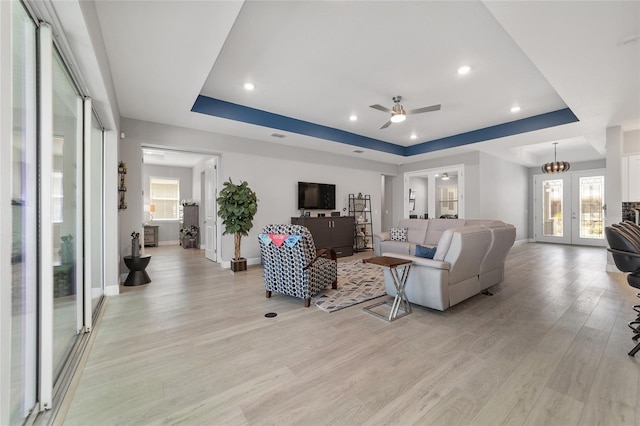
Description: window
xmin=150 ymin=178 xmax=180 ymax=220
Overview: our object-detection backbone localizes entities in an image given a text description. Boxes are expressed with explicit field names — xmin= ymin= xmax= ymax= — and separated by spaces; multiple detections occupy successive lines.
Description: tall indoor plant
xmin=217 ymin=178 xmax=258 ymax=271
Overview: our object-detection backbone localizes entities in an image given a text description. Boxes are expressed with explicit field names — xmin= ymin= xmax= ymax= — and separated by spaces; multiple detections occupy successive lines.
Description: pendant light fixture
xmin=542 ymin=142 xmax=570 ymax=174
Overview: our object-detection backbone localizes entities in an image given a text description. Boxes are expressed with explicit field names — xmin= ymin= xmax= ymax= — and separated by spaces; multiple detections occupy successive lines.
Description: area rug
xmin=312 ymin=260 xmax=386 ymax=313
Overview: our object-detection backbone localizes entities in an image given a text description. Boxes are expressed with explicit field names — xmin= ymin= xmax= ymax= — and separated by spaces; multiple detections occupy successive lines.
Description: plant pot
xmin=231 ymin=258 xmax=247 ymax=272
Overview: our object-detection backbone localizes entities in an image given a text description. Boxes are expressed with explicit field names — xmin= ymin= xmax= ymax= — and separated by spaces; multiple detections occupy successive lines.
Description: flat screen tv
xmin=298 ymin=182 xmax=336 ymax=210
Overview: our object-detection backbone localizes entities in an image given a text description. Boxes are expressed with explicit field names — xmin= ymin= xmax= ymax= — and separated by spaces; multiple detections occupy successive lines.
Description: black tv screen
xmin=298 ymin=182 xmax=336 ymax=210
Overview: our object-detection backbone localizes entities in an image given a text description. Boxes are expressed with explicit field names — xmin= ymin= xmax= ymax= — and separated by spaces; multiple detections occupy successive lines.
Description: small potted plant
xmin=216 ymin=178 xmax=258 ymax=272
xmin=180 ymin=225 xmax=199 ymax=249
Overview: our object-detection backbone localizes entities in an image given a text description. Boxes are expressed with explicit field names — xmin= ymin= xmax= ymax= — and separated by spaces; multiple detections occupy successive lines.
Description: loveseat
xmin=374 ymin=219 xmax=516 ymax=311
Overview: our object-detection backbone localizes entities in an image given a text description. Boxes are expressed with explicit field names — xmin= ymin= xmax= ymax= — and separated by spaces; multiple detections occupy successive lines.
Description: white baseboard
xmin=514 ymin=239 xmax=530 ymax=246
xmin=105 ymin=284 xmax=120 ymax=296
xmin=158 ymin=240 xmax=180 ymax=246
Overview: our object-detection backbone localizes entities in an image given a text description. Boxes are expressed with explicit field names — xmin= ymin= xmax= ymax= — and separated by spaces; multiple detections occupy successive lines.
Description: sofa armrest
xmin=373 ymin=232 xmax=391 ymax=256
xmin=380 ymin=252 xmax=450 ymax=270
xmin=374 ymin=231 xmax=390 ymax=243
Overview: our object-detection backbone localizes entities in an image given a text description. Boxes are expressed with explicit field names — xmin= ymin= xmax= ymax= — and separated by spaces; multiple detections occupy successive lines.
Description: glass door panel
xmin=10 ymin=3 xmax=38 ymax=423
xmin=51 ymin=50 xmax=83 ymax=381
xmin=535 ymin=176 xmax=571 ymax=244
xmin=572 ymin=172 xmax=606 ymax=247
xmin=542 ymin=179 xmax=564 ymax=237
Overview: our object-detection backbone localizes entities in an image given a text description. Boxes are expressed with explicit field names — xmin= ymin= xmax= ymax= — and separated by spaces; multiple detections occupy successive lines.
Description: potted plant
xmin=216 ymin=178 xmax=258 ymax=272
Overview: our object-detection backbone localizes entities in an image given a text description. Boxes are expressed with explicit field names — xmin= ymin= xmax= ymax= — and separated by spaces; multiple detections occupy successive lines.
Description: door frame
xmin=533 ymin=169 xmax=606 ymax=246
xmin=404 ymin=165 xmax=465 ymax=220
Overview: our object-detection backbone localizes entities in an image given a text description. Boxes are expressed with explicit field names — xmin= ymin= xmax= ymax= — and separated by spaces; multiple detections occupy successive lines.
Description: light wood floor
xmin=61 ymin=243 xmax=640 ymax=425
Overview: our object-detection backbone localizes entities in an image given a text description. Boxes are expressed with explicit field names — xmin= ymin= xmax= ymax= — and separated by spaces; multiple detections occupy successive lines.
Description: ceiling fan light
xmin=390 ymin=102 xmax=406 ymax=123
xmin=390 ymin=113 xmax=406 ymax=123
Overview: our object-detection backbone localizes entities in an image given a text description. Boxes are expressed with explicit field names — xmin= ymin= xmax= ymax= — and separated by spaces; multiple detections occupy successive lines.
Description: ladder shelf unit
xmin=348 ymin=194 xmax=373 ymax=252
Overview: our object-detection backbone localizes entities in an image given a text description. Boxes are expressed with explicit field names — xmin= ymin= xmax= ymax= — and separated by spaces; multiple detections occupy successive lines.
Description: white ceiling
xmin=94 ymin=0 xmax=640 ymax=167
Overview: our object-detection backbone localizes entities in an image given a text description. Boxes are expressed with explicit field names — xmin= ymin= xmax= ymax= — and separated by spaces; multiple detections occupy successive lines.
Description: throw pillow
xmin=415 ymin=244 xmax=437 ymax=259
xmin=390 ymin=227 xmax=408 ymax=242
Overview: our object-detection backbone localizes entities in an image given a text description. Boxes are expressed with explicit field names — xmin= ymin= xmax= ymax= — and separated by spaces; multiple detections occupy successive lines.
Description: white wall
xmin=478 ymin=152 xmax=528 ymax=241
xmin=220 ymin=151 xmax=382 ymax=262
xmin=118 ymin=137 xmax=142 ymax=273
xmin=624 ymin=129 xmax=640 ymax=153
xmin=382 ymin=174 xmax=395 ymax=230
xmin=120 ymin=118 xmax=395 ymax=267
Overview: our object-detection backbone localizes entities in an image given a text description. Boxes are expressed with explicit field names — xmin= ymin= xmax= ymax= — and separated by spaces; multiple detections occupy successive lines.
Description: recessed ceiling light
xmin=510 ymin=106 xmax=521 ymax=113
xmin=244 ymin=82 xmax=255 ymax=91
xmin=349 ymin=115 xmax=358 ymax=121
xmin=410 ymin=134 xmax=417 ymax=140
xmin=457 ymin=65 xmax=471 ymax=75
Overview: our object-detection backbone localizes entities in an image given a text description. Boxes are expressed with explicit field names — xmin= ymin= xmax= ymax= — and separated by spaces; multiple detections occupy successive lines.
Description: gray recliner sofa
xmin=375 ymin=219 xmax=516 ymax=311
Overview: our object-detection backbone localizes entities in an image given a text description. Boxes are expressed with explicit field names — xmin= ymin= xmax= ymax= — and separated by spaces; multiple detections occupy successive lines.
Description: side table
xmin=362 ymin=256 xmax=412 ymax=321
xmin=123 ymin=254 xmax=152 ymax=286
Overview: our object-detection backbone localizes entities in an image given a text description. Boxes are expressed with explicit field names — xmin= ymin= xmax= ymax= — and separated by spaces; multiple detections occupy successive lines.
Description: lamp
xmin=542 ymin=142 xmax=570 ymax=174
xmin=149 ymin=204 xmax=156 ymax=221
xmin=390 ymin=103 xmax=406 ymax=123
xmin=441 ymin=172 xmax=450 ymax=180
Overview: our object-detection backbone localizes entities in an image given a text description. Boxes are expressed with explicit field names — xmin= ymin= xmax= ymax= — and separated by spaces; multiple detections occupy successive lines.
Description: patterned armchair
xmin=259 ymin=224 xmax=338 ymax=307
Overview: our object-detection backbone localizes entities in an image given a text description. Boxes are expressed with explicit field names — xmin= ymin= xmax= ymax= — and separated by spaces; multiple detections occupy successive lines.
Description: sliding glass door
xmin=8 ymin=4 xmax=106 ymax=421
xmin=51 ymin=48 xmax=85 ymax=381
xmin=10 ymin=3 xmax=38 ymax=423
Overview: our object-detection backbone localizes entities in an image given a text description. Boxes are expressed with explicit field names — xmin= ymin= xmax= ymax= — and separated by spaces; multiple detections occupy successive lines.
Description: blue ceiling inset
xmin=192 ymin=95 xmax=579 ymax=157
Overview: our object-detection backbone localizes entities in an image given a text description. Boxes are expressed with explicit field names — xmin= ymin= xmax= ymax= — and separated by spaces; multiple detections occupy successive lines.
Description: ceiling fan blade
xmin=370 ymin=104 xmax=392 ymax=113
xmin=407 ymin=104 xmax=441 ymax=115
xmin=380 ymin=120 xmax=392 ymax=129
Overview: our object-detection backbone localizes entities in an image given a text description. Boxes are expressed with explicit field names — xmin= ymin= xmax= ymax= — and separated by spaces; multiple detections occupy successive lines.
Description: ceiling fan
xmin=370 ymin=96 xmax=441 ymax=129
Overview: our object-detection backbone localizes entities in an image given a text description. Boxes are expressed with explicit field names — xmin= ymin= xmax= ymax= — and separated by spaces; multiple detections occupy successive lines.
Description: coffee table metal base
xmin=362 ymin=256 xmax=412 ymax=322
xmin=363 ymin=298 xmax=411 ymax=322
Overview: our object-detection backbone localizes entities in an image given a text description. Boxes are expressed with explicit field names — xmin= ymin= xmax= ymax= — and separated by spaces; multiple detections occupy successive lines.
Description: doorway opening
xmin=141 ymin=147 xmax=221 ymax=262
xmin=404 ymin=165 xmax=465 ymax=219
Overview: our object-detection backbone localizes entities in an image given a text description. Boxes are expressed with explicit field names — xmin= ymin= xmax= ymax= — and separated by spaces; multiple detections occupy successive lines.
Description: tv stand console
xmin=291 ymin=216 xmax=354 ymax=258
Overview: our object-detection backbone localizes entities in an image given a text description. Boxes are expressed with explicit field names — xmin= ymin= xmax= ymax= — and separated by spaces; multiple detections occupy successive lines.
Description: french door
xmin=534 ymin=169 xmax=606 ymax=247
